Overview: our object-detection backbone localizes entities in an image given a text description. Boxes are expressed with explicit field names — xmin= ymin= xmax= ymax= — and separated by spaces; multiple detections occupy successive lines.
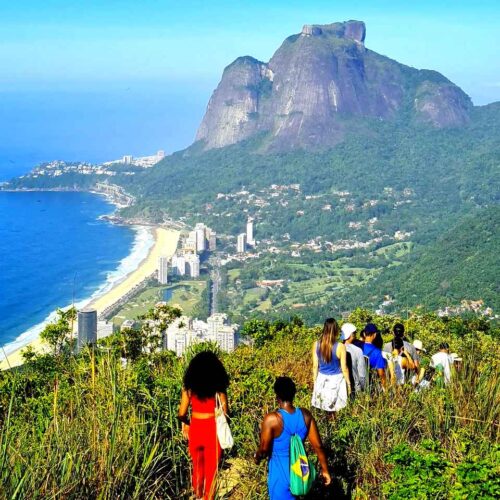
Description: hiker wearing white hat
xmin=413 ymin=339 xmax=426 ymax=353
xmin=341 ymin=323 xmax=366 ymax=394
xmin=412 ymin=339 xmax=427 ymax=384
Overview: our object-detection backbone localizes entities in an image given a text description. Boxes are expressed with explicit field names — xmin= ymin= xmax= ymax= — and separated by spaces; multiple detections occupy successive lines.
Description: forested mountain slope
xmin=353 ymin=206 xmax=500 ymax=312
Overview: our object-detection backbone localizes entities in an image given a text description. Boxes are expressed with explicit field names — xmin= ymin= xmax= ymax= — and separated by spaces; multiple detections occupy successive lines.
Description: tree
xmin=40 ymin=307 xmax=76 ymax=355
xmin=127 ymin=304 xmax=182 ymax=359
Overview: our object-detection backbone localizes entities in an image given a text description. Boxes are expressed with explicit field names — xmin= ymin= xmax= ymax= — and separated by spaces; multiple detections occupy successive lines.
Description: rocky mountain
xmin=196 ymin=20 xmax=472 ymax=151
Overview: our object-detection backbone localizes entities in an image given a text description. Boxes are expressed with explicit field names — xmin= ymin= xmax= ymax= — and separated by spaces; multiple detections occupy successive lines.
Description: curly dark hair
xmin=274 ymin=376 xmax=296 ymax=403
xmin=183 ymin=351 xmax=229 ymax=399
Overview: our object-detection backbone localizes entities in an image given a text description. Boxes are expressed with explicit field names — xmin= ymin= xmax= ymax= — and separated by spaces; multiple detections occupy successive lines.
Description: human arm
xmin=312 ymin=341 xmax=319 ymax=382
xmin=377 ymin=368 xmax=387 ymax=389
xmin=338 ymin=343 xmax=352 ymax=395
xmin=356 ymin=349 xmax=367 ymax=390
xmin=401 ymin=350 xmax=416 ymax=372
xmin=254 ymin=412 xmax=280 ymax=463
xmin=177 ymin=388 xmax=191 ymax=439
xmin=218 ymin=391 xmax=229 ymax=416
xmin=302 ymin=409 xmax=331 ymax=486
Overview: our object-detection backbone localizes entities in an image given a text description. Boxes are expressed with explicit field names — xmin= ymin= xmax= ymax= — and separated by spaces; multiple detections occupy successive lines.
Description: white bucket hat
xmin=413 ymin=339 xmax=426 ymax=352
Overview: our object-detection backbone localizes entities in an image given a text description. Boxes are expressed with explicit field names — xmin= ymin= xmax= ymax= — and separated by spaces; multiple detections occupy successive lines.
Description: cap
xmin=340 ymin=322 xmax=356 ymax=341
xmin=364 ymin=323 xmax=379 ymax=335
xmin=413 ymin=339 xmax=427 ymax=353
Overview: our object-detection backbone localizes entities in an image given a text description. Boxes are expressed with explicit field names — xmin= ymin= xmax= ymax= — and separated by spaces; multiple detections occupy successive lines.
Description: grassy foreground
xmin=0 ymin=309 xmax=499 ymax=499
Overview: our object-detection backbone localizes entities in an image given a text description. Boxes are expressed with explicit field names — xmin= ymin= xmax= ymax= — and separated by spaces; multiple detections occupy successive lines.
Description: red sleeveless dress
xmin=189 ymin=395 xmax=221 ymax=499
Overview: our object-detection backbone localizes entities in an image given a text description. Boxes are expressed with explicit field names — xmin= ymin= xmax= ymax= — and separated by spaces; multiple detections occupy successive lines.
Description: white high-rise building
xmin=157 ymin=150 xmax=165 ymax=160
xmin=176 ymin=255 xmax=186 ymax=275
xmin=166 ymin=314 xmax=236 ymax=356
xmin=195 ymin=226 xmax=206 ymax=252
xmin=185 ymin=253 xmax=200 ymax=278
xmin=237 ymin=233 xmax=247 ymax=253
xmin=122 ymin=155 xmax=133 ymax=164
xmin=158 ymin=256 xmax=169 ymax=284
xmin=207 ymin=313 xmax=236 ymax=352
xmin=246 ymin=219 xmax=254 ymax=246
xmin=185 ymin=230 xmax=197 ymax=252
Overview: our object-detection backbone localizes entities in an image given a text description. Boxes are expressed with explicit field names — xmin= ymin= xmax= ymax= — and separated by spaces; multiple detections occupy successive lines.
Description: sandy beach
xmin=0 ymin=226 xmax=179 ymax=370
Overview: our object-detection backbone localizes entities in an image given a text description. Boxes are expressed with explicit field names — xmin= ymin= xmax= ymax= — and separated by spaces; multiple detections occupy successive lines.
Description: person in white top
xmin=430 ymin=342 xmax=453 ymax=385
xmin=391 ymin=337 xmax=416 ymax=385
xmin=340 ymin=323 xmax=366 ymax=394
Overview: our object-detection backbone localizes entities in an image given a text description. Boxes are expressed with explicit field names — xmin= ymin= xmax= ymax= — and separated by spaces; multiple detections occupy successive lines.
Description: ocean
xmin=0 ymin=191 xmax=154 ymax=358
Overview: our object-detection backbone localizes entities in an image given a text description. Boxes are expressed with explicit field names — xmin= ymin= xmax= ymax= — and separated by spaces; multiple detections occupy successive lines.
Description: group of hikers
xmin=178 ymin=318 xmax=461 ymax=499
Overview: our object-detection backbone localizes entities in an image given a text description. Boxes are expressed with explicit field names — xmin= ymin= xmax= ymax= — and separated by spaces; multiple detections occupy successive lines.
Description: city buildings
xmin=185 ymin=231 xmax=197 ymax=252
xmin=171 ymin=254 xmax=186 ymax=276
xmin=166 ymin=313 xmax=237 ymax=356
xmin=208 ymin=231 xmax=217 ymax=251
xmin=158 ymin=256 xmax=169 ymax=284
xmin=185 ymin=253 xmax=200 ymax=278
xmin=195 ymin=223 xmax=206 ymax=252
xmin=246 ymin=218 xmax=254 ymax=246
xmin=77 ymin=309 xmax=97 ymax=351
xmin=237 ymin=233 xmax=247 ymax=253
xmin=121 ymin=319 xmax=138 ymax=331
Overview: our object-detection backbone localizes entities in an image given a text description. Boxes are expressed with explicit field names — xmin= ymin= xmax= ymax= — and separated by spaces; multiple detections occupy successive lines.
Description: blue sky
xmin=0 ymin=0 xmax=499 ymax=175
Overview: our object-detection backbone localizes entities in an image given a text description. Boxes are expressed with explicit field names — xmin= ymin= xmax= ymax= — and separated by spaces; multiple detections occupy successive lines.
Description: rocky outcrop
xmin=414 ymin=80 xmax=472 ymax=127
xmin=195 ymin=20 xmax=472 ymax=151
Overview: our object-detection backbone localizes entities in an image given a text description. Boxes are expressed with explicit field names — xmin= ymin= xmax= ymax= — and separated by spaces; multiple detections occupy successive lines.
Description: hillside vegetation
xmin=355 ymin=206 xmax=500 ymax=311
xmin=0 ymin=309 xmax=498 ymax=499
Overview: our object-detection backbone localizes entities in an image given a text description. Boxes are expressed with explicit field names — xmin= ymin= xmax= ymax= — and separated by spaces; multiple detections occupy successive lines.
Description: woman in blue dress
xmin=255 ymin=377 xmax=331 ymax=499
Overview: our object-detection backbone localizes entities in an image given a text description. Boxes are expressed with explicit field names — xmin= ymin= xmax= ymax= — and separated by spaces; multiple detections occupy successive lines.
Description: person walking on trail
xmin=383 ymin=323 xmax=417 ymax=360
xmin=311 ymin=318 xmax=351 ymax=413
xmin=178 ymin=351 xmax=230 ymax=500
xmin=255 ymin=377 xmax=331 ymax=499
xmin=430 ymin=342 xmax=454 ymax=386
xmin=362 ymin=323 xmax=387 ymax=389
xmin=390 ymin=337 xmax=416 ymax=385
xmin=341 ymin=322 xmax=366 ymax=394
xmin=412 ymin=339 xmax=428 ymax=384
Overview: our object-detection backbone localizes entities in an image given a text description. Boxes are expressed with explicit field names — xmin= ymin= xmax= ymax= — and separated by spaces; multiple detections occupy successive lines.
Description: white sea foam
xmin=0 ymin=225 xmax=155 ymax=361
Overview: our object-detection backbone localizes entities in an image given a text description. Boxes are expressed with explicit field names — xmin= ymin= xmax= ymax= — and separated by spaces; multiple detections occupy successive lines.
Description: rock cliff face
xmin=195 ymin=21 xmax=472 ymax=151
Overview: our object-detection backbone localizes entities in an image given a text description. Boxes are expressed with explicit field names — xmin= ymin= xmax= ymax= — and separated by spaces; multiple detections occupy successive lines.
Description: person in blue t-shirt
xmin=362 ymin=323 xmax=387 ymax=389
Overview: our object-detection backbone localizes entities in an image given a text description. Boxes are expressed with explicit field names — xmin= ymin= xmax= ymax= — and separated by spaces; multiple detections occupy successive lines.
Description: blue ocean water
xmin=0 ymin=191 xmax=151 ymax=355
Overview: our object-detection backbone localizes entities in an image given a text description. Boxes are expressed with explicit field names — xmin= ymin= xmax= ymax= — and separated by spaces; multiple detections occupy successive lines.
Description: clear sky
xmin=0 ymin=0 xmax=499 ymax=175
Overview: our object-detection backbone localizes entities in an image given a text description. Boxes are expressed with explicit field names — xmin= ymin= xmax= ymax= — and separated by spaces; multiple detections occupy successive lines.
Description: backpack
xmin=289 ymin=431 xmax=317 ymax=495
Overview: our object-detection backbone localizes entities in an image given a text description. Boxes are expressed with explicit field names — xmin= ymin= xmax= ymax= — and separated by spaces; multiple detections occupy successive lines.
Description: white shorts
xmin=311 ymin=372 xmax=348 ymax=412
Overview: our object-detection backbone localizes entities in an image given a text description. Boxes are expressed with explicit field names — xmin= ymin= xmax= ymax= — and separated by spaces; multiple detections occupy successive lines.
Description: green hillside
xmin=354 ymin=206 xmax=500 ymax=312
xmin=119 ymin=105 xmax=500 ymax=245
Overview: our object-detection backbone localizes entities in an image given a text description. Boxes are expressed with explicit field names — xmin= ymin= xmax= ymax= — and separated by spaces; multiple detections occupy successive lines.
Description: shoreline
xmin=0 ymin=225 xmax=179 ymax=370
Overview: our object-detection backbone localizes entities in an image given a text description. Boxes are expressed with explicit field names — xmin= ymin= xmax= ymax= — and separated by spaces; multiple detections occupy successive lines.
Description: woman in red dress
xmin=178 ymin=351 xmax=229 ymax=500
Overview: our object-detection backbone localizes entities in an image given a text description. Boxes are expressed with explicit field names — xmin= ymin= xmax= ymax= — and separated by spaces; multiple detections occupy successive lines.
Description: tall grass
xmin=0 ymin=312 xmax=498 ymax=498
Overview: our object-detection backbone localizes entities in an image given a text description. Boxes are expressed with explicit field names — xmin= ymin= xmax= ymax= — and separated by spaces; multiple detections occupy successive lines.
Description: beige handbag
xmin=215 ymin=393 xmax=233 ymax=450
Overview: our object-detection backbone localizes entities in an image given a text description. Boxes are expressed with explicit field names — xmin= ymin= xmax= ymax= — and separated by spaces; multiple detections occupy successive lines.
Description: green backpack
xmin=289 ymin=432 xmax=317 ymax=496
